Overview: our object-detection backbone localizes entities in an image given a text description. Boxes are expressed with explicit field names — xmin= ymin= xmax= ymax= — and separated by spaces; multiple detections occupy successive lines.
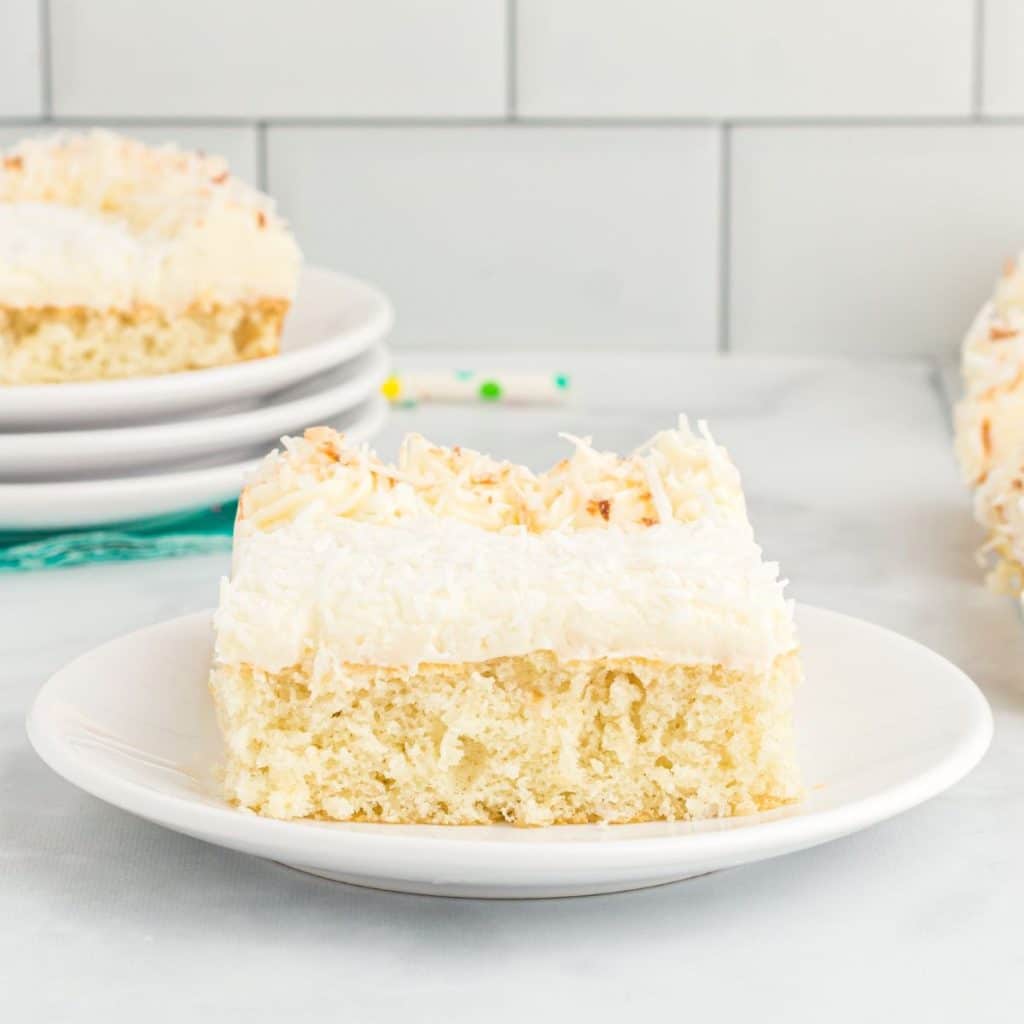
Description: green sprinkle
xmin=454 ymin=369 xmax=474 ymax=381
xmin=479 ymin=379 xmax=502 ymax=401
xmin=554 ymin=373 xmax=570 ymax=391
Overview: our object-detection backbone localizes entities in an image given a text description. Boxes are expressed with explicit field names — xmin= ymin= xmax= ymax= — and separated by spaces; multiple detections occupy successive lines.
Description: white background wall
xmin=1 ymin=0 xmax=1020 ymax=354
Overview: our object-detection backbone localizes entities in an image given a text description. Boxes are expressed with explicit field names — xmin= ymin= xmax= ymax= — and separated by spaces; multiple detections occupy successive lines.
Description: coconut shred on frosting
xmin=215 ymin=421 xmax=796 ymax=673
xmin=0 ymin=131 xmax=300 ymax=311
xmin=237 ymin=418 xmax=750 ymax=536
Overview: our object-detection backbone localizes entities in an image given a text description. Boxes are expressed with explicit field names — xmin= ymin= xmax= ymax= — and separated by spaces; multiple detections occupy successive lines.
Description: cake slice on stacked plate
xmin=0 ymin=130 xmax=300 ymax=385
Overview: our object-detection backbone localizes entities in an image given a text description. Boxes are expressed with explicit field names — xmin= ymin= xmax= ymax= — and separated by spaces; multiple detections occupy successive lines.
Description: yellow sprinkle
xmin=380 ymin=375 xmax=402 ymax=401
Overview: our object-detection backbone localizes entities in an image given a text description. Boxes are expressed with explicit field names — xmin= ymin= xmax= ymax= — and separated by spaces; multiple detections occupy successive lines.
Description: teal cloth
xmin=0 ymin=502 xmax=237 ymax=572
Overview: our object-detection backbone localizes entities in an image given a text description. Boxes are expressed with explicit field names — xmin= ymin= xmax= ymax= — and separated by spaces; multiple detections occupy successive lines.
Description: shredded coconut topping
xmin=974 ymin=457 xmax=1024 ymax=573
xmin=0 ymin=130 xmax=300 ymax=310
xmin=955 ymin=254 xmax=1024 ymax=594
xmin=238 ymin=418 xmax=749 ymax=536
xmin=956 ymin=276 xmax=1024 ymax=484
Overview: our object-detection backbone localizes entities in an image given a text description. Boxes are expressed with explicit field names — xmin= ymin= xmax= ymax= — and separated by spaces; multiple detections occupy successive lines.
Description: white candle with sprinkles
xmin=381 ymin=370 xmax=571 ymax=406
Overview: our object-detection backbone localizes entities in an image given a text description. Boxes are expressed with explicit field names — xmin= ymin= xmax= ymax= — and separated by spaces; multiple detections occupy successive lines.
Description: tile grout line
xmin=38 ymin=0 xmax=53 ymax=120
xmin=256 ymin=122 xmax=269 ymax=190
xmin=972 ymin=0 xmax=985 ymax=118
xmin=506 ymin=0 xmax=517 ymax=120
xmin=717 ymin=124 xmax=732 ymax=353
xmin=6 ymin=115 xmax=1023 ymax=130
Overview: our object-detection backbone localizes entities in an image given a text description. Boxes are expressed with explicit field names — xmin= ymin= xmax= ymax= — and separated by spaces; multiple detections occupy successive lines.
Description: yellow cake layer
xmin=0 ymin=299 xmax=287 ymax=384
xmin=211 ymin=650 xmax=801 ymax=826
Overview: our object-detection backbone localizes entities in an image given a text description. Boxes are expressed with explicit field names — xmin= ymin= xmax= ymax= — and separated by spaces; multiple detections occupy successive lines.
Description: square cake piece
xmin=210 ymin=420 xmax=802 ymax=826
xmin=0 ymin=131 xmax=300 ymax=385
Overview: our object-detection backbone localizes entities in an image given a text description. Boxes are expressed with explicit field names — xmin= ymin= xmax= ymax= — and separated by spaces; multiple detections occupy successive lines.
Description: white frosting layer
xmin=0 ymin=203 xmax=147 ymax=308
xmin=0 ymin=131 xmax=300 ymax=310
xmin=0 ymin=200 xmax=297 ymax=310
xmin=215 ymin=512 xmax=797 ymax=674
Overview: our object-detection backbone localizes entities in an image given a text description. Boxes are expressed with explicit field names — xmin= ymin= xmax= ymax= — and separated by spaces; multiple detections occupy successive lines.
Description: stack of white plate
xmin=0 ymin=268 xmax=393 ymax=532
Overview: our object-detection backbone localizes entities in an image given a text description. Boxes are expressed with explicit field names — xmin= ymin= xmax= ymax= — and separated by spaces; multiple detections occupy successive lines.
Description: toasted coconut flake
xmin=237 ymin=419 xmax=751 ymax=537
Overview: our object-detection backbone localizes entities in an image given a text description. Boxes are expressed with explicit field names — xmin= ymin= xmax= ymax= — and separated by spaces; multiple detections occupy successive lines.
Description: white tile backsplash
xmin=0 ymin=0 xmax=42 ymax=116
xmin=268 ymin=126 xmax=720 ymax=349
xmin=0 ymin=124 xmax=259 ymax=183
xmin=981 ymin=1 xmax=1024 ymax=115
xmin=730 ymin=125 xmax=1024 ymax=355
xmin=0 ymin=4 xmax=1019 ymax=357
xmin=49 ymin=0 xmax=506 ymax=118
xmin=516 ymin=0 xmax=974 ymax=119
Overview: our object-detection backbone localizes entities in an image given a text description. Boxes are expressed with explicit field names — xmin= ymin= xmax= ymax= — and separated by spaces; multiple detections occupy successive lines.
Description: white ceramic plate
xmin=0 ymin=345 xmax=389 ymax=481
xmin=27 ymin=605 xmax=992 ymax=899
xmin=0 ymin=396 xmax=387 ymax=531
xmin=0 ymin=267 xmax=393 ymax=430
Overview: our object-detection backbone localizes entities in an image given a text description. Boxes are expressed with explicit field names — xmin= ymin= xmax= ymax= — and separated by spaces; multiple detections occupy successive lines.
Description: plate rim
xmin=0 ymin=267 xmax=394 ymax=428
xmin=25 ymin=603 xmax=994 ymax=871
xmin=0 ymin=345 xmax=390 ymax=475
xmin=0 ymin=396 xmax=388 ymax=529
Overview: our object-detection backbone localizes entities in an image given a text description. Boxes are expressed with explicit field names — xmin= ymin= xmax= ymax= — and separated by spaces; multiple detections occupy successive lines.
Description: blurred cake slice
xmin=955 ymin=255 xmax=1024 ymax=592
xmin=0 ymin=130 xmax=300 ymax=385
xmin=210 ymin=419 xmax=802 ymax=826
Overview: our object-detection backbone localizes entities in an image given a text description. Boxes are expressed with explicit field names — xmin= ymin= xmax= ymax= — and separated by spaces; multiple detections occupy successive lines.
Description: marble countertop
xmin=2 ymin=353 xmax=1020 ymax=1022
